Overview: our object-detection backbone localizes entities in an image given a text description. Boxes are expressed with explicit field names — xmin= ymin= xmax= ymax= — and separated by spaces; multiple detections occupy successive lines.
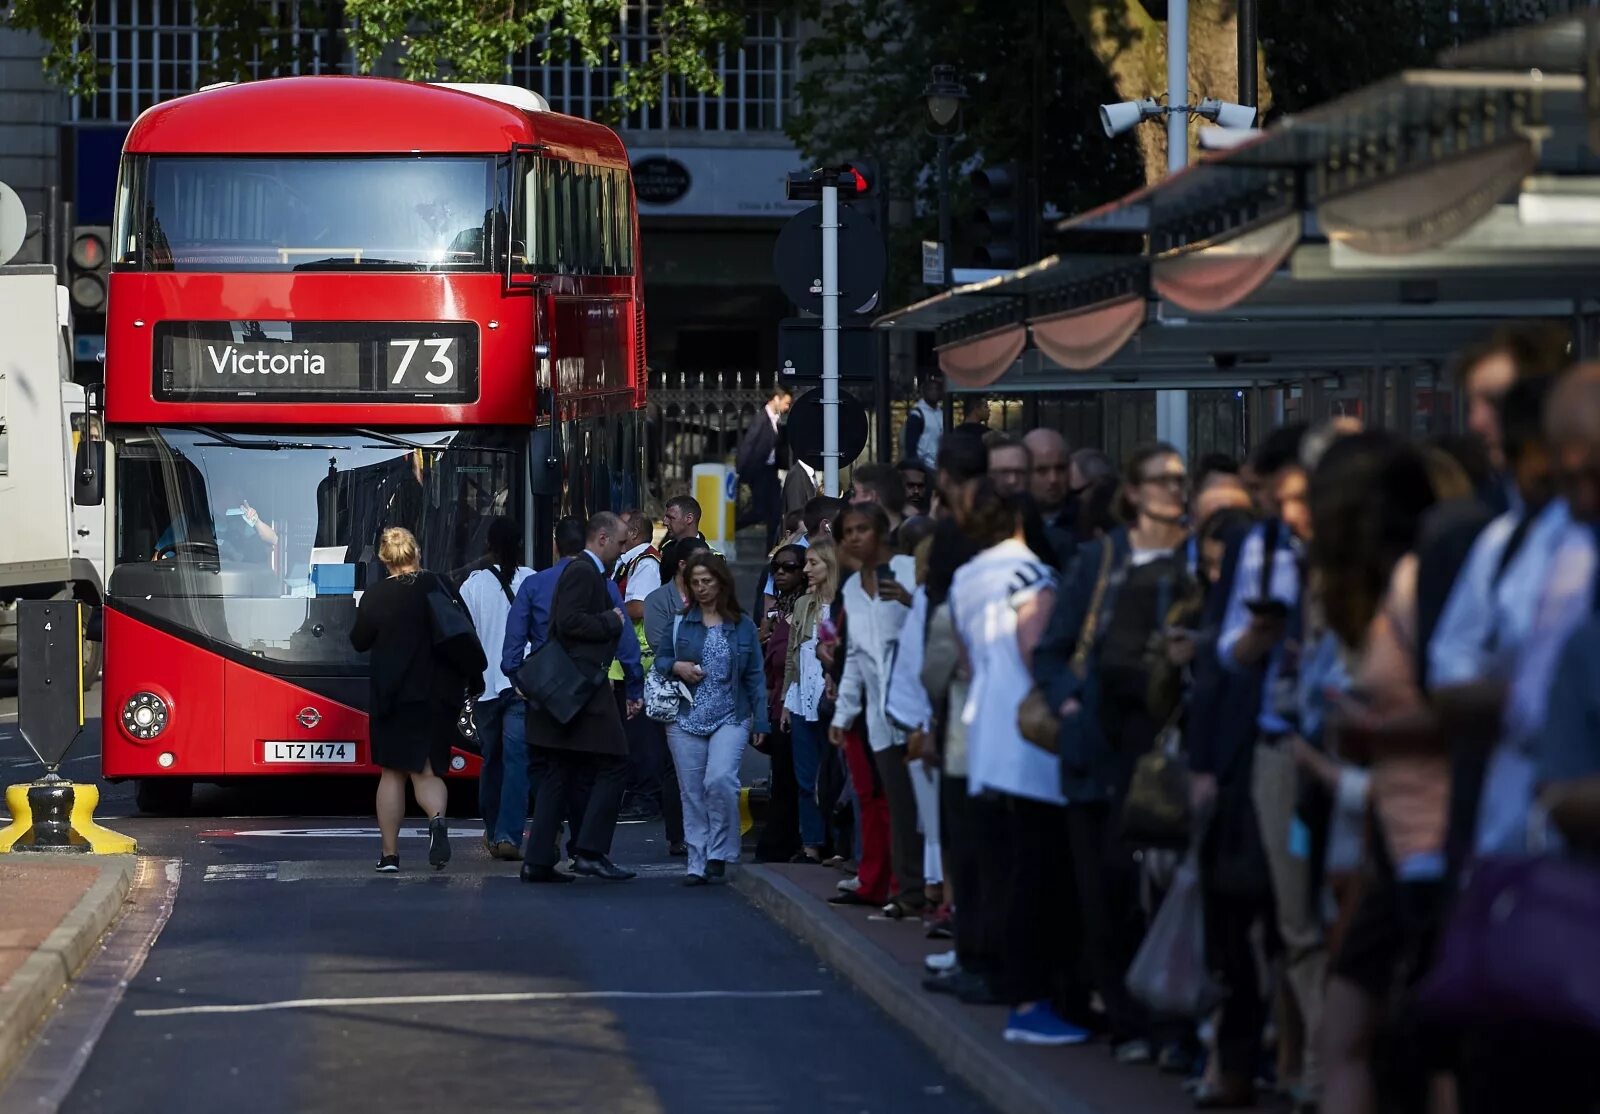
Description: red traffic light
xmin=785 ymin=164 xmax=872 ymax=202
xmin=72 ymin=231 xmax=106 ymax=270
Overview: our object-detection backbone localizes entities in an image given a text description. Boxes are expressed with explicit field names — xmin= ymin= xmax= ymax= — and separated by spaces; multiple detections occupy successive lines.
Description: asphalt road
xmin=1 ymin=708 xmax=991 ymax=1114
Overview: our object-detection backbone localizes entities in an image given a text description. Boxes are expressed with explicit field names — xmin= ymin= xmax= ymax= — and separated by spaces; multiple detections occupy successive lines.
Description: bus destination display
xmin=155 ymin=321 xmax=479 ymax=403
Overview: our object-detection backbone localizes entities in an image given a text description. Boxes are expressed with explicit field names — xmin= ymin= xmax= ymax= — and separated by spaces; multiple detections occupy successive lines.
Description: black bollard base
xmin=0 ymin=779 xmax=137 ymax=854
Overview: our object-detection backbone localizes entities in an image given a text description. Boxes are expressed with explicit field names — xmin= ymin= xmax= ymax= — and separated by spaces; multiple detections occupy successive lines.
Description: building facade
xmin=0 ymin=0 xmax=809 ymax=385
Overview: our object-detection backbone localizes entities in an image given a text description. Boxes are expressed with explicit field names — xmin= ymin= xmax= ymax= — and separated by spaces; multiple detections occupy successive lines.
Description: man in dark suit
xmin=736 ymin=385 xmax=792 ymax=550
xmin=520 ymin=512 xmax=638 ymax=883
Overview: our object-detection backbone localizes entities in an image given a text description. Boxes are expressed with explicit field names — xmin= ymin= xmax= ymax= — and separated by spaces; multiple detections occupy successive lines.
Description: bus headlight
xmin=122 ymin=692 xmax=170 ymax=740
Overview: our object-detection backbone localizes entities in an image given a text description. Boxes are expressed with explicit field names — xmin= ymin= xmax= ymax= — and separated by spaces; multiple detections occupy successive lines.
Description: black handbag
xmin=513 ymin=568 xmax=605 ymax=725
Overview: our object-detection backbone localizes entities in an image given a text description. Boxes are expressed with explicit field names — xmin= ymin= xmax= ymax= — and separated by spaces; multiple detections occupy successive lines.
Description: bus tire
xmin=81 ymin=638 xmax=102 ymax=685
xmin=135 ymin=777 xmax=193 ymax=815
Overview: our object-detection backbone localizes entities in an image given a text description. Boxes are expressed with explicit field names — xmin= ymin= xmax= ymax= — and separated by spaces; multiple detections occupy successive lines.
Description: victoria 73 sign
xmin=153 ymin=321 xmax=479 ymax=403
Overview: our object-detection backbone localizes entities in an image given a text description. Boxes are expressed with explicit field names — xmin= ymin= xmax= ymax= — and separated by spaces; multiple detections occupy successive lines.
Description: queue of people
xmin=346 ymin=333 xmax=1600 ymax=1110
xmin=768 ymin=322 xmax=1599 ymax=1113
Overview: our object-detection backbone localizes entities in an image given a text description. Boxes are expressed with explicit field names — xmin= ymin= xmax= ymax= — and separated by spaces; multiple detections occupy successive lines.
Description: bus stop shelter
xmin=874 ymin=13 xmax=1600 ymax=455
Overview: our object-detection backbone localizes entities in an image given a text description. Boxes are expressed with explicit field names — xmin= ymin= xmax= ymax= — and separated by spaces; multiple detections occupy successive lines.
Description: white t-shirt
xmin=950 ymin=539 xmax=1062 ymax=805
xmin=460 ymin=565 xmax=535 ymax=697
xmin=785 ymin=603 xmax=831 ymax=722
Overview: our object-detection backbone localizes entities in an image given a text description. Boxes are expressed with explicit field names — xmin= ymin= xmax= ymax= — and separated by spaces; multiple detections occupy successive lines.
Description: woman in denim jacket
xmin=652 ymin=551 xmax=770 ymax=885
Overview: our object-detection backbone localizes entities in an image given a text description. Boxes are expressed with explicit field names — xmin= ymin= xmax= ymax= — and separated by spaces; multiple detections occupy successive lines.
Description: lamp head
xmin=1196 ymin=98 xmax=1257 ymax=129
xmin=923 ymin=65 xmax=968 ymax=130
xmin=1100 ymin=98 xmax=1162 ymax=138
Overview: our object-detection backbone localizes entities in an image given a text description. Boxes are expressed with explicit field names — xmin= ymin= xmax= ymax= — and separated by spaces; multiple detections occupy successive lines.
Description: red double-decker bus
xmin=86 ymin=77 xmax=646 ymax=812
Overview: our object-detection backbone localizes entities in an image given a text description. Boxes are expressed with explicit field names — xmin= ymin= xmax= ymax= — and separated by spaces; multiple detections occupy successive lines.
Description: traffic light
xmin=966 ymin=162 xmax=1027 ymax=270
xmin=785 ymin=163 xmax=872 ymax=202
xmin=68 ymin=226 xmax=111 ymax=314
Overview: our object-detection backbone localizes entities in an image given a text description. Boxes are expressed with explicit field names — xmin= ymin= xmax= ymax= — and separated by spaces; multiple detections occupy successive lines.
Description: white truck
xmin=0 ymin=264 xmax=106 ymax=677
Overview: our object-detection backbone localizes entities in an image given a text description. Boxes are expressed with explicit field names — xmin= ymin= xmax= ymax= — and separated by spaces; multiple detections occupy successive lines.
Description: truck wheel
xmin=135 ymin=778 xmax=193 ymax=815
xmin=81 ymin=638 xmax=102 ymax=684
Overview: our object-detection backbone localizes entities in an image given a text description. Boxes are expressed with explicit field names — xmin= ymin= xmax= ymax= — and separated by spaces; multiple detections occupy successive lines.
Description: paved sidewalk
xmin=0 ymin=855 xmax=136 ymax=1085
xmin=733 ymin=861 xmax=1212 ymax=1114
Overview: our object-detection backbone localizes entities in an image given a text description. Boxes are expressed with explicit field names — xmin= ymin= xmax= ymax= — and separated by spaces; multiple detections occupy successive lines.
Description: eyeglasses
xmin=1138 ymin=473 xmax=1189 ymax=490
xmin=772 ymin=562 xmax=802 ymax=573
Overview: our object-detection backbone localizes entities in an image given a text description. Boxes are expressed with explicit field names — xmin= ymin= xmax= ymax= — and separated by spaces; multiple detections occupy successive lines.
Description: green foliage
xmin=786 ymin=0 xmax=1146 ymax=305
xmin=6 ymin=0 xmax=745 ymax=120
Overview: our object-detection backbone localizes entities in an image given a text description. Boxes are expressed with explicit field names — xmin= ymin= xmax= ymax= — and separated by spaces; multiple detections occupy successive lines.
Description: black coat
xmin=530 ymin=556 xmax=628 ymax=756
xmin=737 ymin=409 xmax=783 ymax=480
xmin=351 ymin=570 xmax=481 ymax=773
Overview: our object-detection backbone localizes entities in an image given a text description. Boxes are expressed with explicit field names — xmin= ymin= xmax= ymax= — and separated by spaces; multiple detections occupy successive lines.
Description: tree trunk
xmin=1064 ymin=0 xmax=1271 ymax=182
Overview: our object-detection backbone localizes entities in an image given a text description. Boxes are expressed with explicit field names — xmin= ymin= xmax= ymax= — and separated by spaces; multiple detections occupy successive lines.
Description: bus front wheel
xmin=135 ymin=778 xmax=193 ymax=815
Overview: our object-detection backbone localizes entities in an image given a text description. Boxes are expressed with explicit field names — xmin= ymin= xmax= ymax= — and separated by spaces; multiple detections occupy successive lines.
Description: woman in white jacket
xmin=828 ymin=502 xmax=923 ymax=916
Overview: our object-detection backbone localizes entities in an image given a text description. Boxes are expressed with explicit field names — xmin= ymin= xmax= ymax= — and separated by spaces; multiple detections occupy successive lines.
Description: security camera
xmin=1099 ymin=98 xmax=1162 ymax=138
xmin=1196 ymin=98 xmax=1257 ymax=130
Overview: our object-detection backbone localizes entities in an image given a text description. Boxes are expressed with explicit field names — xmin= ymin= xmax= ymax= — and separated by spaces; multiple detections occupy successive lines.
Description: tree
xmin=1062 ymin=0 xmax=1270 ymax=182
xmin=3 ymin=0 xmax=745 ymax=122
xmin=787 ymin=0 xmax=1147 ymax=307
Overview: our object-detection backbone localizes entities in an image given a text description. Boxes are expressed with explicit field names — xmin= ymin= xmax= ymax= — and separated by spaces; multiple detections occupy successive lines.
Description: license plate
xmin=263 ymin=741 xmax=356 ymax=764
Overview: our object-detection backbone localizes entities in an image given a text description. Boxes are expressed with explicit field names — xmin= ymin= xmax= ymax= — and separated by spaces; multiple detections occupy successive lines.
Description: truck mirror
xmin=74 ymin=439 xmax=104 ymax=506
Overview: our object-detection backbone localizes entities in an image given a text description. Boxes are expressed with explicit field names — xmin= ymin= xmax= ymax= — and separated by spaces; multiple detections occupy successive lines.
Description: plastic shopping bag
xmin=1124 ymin=848 xmax=1223 ymax=1018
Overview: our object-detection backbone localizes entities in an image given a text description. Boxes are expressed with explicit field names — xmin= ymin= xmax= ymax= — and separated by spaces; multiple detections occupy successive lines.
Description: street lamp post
xmin=923 ymin=65 xmax=967 ymax=288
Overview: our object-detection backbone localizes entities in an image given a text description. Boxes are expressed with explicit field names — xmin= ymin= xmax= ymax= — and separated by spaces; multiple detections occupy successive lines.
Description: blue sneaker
xmin=1003 ymin=1004 xmax=1091 ymax=1046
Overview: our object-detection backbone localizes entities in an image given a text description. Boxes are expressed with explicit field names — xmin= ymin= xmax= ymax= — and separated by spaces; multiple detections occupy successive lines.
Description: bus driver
xmin=153 ymin=477 xmax=278 ymax=562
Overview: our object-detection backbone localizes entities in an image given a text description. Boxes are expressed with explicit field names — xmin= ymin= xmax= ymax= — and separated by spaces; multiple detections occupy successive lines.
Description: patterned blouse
xmin=678 ymin=623 xmax=739 ymax=735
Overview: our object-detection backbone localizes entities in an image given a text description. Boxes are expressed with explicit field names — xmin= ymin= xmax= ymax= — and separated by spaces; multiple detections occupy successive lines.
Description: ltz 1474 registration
xmin=264 ymin=741 xmax=356 ymax=763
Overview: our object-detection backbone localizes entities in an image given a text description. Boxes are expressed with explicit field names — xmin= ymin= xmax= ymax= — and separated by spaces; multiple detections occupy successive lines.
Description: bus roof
xmin=124 ymin=75 xmax=629 ymax=165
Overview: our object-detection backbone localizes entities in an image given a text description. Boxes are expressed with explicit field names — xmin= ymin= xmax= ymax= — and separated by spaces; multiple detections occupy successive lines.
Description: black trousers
xmin=755 ymin=728 xmax=802 ymax=862
xmin=661 ymin=750 xmax=684 ymax=845
xmin=874 ymin=742 xmax=926 ymax=903
xmin=739 ymin=469 xmax=781 ymax=550
xmin=1202 ymin=885 xmax=1270 ymax=1082
xmin=1065 ymin=801 xmax=1150 ymax=1044
xmin=617 ymin=683 xmax=668 ymax=813
xmin=991 ymin=794 xmax=1076 ymax=1008
xmin=524 ymin=746 xmax=627 ymax=868
xmin=941 ymin=776 xmax=1002 ymax=976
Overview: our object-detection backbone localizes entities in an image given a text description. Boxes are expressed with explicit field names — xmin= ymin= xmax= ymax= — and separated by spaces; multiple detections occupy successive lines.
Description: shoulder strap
xmin=1070 ymin=540 xmax=1116 ymax=678
xmin=1492 ymin=512 xmax=1535 ymax=589
xmin=1258 ymin=518 xmax=1281 ymax=601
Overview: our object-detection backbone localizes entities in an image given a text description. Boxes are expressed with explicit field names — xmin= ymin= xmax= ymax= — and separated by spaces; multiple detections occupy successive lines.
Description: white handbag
xmin=645 ymin=615 xmax=693 ymax=723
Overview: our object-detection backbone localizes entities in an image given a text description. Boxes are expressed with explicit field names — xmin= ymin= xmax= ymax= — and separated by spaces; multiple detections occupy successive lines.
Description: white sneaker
xmin=923 ymin=949 xmax=958 ymax=974
xmin=836 ymin=875 xmax=861 ymax=894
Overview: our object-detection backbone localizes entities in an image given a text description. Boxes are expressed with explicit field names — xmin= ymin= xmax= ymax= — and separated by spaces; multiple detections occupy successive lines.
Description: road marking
xmin=198 ymin=826 xmax=483 ymax=839
xmin=135 ymin=988 xmax=824 ymax=1018
xmin=203 ymin=863 xmax=279 ymax=881
xmin=0 ymin=859 xmax=181 ymax=1110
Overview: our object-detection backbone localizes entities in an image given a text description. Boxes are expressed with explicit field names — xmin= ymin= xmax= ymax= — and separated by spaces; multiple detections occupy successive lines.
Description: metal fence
xmin=645 ymin=368 xmax=766 ymax=507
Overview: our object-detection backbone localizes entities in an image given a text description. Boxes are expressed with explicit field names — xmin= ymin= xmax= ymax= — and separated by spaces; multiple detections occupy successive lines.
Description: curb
xmin=731 ymin=864 xmax=1095 ymax=1114
xmin=0 ymin=856 xmax=137 ymax=1087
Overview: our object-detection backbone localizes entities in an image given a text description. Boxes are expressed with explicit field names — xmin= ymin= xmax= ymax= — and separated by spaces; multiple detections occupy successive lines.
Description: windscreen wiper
xmin=353 ymin=428 xmax=517 ymax=455
xmin=193 ymin=426 xmax=349 ymax=452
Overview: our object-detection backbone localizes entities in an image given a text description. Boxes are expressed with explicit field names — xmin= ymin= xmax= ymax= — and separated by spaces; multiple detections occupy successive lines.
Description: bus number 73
xmin=389 ymin=338 xmax=456 ymax=386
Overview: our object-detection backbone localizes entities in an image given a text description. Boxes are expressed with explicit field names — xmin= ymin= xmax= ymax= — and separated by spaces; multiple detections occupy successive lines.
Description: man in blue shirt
xmin=484 ymin=517 xmax=641 ymax=860
xmin=1214 ymin=423 xmax=1327 ymax=1106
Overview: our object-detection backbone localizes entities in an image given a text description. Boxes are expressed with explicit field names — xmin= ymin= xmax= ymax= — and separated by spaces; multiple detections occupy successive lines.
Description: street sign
xmin=785 ymin=387 xmax=870 ymax=471
xmin=773 ymin=202 xmax=886 ymax=315
xmin=922 ymin=240 xmax=945 ymax=285
xmin=778 ymin=318 xmax=878 ymax=380
xmin=17 ymin=600 xmax=86 ymax=770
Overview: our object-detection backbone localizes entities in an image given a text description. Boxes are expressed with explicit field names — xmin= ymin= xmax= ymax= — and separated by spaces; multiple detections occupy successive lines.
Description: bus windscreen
xmin=125 ymin=156 xmax=501 ymax=272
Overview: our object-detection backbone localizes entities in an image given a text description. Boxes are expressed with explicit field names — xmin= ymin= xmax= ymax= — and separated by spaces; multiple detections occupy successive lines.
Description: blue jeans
xmin=666 ymin=721 xmax=748 ymax=878
xmin=790 ymin=716 xmax=826 ymax=848
xmin=492 ymin=697 xmax=532 ymax=847
xmin=475 ymin=692 xmax=512 ymax=839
